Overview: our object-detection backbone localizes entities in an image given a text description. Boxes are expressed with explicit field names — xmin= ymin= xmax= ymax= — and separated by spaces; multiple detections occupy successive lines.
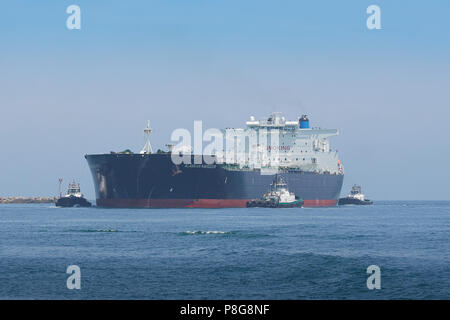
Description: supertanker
xmin=85 ymin=113 xmax=344 ymax=208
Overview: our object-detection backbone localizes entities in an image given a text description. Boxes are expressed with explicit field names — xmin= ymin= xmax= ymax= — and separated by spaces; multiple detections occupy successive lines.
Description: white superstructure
xmin=347 ymin=185 xmax=366 ymax=201
xmin=64 ymin=180 xmax=83 ymax=198
xmin=263 ymin=177 xmax=297 ymax=203
xmin=221 ymin=113 xmax=344 ymax=174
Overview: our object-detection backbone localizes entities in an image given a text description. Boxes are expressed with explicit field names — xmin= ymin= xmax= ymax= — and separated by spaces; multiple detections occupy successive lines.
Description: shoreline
xmin=0 ymin=197 xmax=57 ymax=204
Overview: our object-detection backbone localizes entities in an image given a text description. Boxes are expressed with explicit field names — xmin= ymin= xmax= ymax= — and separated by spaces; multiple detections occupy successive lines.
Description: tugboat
xmin=55 ymin=180 xmax=92 ymax=207
xmin=338 ymin=185 xmax=373 ymax=205
xmin=246 ymin=176 xmax=304 ymax=208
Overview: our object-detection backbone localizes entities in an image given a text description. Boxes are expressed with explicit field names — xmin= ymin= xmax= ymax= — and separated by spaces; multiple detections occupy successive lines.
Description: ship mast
xmin=140 ymin=120 xmax=153 ymax=154
xmin=58 ymin=178 xmax=63 ymax=198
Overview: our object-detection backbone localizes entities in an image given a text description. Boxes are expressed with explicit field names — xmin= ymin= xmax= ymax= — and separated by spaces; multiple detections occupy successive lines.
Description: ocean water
xmin=0 ymin=201 xmax=449 ymax=300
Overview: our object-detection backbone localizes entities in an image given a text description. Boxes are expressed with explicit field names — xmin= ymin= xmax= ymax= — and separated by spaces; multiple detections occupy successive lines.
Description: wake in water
xmin=182 ymin=230 xmax=232 ymax=235
xmin=66 ymin=229 xmax=119 ymax=233
xmin=180 ymin=230 xmax=275 ymax=239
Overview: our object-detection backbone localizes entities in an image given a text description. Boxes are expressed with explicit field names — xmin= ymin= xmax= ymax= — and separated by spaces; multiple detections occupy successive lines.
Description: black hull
xmin=246 ymin=198 xmax=304 ymax=208
xmin=85 ymin=153 xmax=344 ymax=208
xmin=56 ymin=196 xmax=92 ymax=208
xmin=338 ymin=198 xmax=373 ymax=205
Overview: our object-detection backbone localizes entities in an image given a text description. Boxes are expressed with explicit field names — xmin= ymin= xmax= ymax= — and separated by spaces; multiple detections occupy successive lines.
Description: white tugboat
xmin=55 ymin=180 xmax=92 ymax=207
xmin=246 ymin=176 xmax=304 ymax=208
xmin=338 ymin=185 xmax=373 ymax=205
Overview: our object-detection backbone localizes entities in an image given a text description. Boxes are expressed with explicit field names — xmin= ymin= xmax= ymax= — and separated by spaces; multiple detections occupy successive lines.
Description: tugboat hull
xmin=246 ymin=198 xmax=304 ymax=208
xmin=56 ymin=196 xmax=92 ymax=208
xmin=338 ymin=198 xmax=373 ymax=205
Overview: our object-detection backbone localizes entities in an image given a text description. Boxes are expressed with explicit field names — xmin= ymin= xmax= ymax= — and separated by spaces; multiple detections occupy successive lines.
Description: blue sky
xmin=1 ymin=1 xmax=449 ymax=200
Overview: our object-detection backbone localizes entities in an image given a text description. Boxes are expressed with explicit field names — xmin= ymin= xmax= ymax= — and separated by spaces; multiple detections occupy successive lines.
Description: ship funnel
xmin=140 ymin=120 xmax=153 ymax=154
xmin=299 ymin=115 xmax=309 ymax=129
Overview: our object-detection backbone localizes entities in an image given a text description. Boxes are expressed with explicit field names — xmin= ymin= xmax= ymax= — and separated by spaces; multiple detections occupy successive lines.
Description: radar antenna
xmin=140 ymin=120 xmax=153 ymax=154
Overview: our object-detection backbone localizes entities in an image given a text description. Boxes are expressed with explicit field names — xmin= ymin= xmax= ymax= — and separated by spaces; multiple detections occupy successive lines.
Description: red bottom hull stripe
xmin=303 ymin=199 xmax=338 ymax=207
xmin=96 ymin=199 xmax=338 ymax=208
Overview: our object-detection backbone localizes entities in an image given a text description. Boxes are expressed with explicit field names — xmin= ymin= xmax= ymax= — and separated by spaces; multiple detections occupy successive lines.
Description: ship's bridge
xmin=246 ymin=112 xmax=298 ymax=130
xmin=245 ymin=113 xmax=338 ymax=137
